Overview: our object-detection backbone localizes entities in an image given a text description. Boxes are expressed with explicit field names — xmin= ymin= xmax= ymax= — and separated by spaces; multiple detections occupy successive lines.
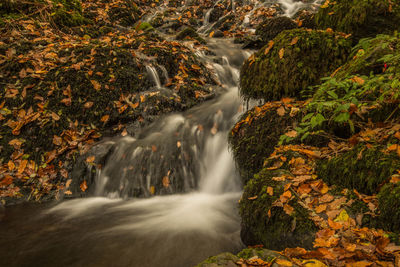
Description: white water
xmin=145 ymin=65 xmax=162 ymax=89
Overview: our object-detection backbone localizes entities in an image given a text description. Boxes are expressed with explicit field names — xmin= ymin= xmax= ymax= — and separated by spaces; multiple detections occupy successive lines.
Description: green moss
xmin=315 ymin=0 xmax=400 ymax=41
xmin=378 ymin=183 xmax=400 ymax=233
xmin=195 ymin=253 xmax=239 ymax=267
xmin=256 ymin=16 xmax=298 ymax=43
xmin=137 ymin=22 xmax=154 ymax=31
xmin=240 ymin=28 xmax=351 ymax=101
xmin=240 ymin=168 xmax=317 ymax=250
xmin=317 ymin=144 xmax=400 ymax=195
xmin=229 ymin=104 xmax=302 ymax=184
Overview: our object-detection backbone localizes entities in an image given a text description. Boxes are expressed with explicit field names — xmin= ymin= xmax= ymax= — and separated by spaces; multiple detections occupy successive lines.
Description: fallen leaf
xmin=80 ymin=180 xmax=88 ymax=192
xmin=86 ymin=156 xmax=95 ymax=163
xmin=267 ymin=186 xmax=274 ymax=196
xmin=90 ymin=80 xmax=101 ymax=91
xmin=277 ymin=106 xmax=286 ymax=116
xmin=290 ymin=37 xmax=299 ymax=45
xmin=100 ymin=115 xmax=109 ymax=123
xmin=279 ymin=48 xmax=285 ymax=59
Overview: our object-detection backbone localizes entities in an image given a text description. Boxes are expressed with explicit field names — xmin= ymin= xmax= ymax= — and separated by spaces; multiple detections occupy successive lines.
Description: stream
xmin=0 ymin=1 xmax=322 ymax=266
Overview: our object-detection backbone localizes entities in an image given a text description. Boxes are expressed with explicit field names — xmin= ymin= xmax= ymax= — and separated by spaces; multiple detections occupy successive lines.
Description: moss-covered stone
xmin=175 ymin=27 xmax=206 ymax=44
xmin=196 ymin=248 xmax=291 ymax=267
xmin=229 ymin=103 xmax=304 ymax=184
xmin=107 ymin=0 xmax=140 ymax=27
xmin=317 ymin=144 xmax=400 ymax=195
xmin=334 ymin=34 xmax=400 ymax=80
xmin=240 ymin=29 xmax=351 ymax=101
xmin=255 ymin=16 xmax=298 ymax=44
xmin=240 ymin=168 xmax=317 ymax=250
xmin=378 ymin=183 xmax=400 ymax=233
xmin=315 ymin=0 xmax=400 ymax=41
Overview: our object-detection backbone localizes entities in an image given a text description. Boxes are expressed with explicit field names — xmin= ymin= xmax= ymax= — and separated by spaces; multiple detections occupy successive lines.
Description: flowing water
xmin=0 ymin=1 xmax=322 ymax=266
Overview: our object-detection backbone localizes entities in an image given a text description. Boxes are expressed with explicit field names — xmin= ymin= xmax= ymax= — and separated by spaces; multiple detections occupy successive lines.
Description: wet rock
xmin=240 ymin=28 xmax=352 ymax=101
xmin=314 ymin=0 xmax=400 ymax=41
xmin=229 ymin=103 xmax=304 ymax=184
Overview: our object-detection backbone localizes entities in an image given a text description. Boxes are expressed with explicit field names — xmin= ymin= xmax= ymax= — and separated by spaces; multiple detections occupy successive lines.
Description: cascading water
xmin=0 ymin=1 xmax=322 ymax=266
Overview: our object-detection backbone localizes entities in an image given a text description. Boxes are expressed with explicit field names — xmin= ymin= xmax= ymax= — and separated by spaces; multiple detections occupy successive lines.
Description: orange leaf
xmin=285 ymin=130 xmax=298 ymax=138
xmin=267 ymin=186 xmax=274 ymax=196
xmin=18 ymin=159 xmax=28 ymax=174
xmin=101 ymin=115 xmax=109 ymax=123
xmin=264 ymin=40 xmax=274 ymax=55
xmin=283 ymin=204 xmax=294 ymax=215
xmin=86 ymin=156 xmax=95 ymax=163
xmin=279 ymin=48 xmax=285 ymax=59
xmin=290 ymin=37 xmax=299 ymax=45
xmin=351 ymin=76 xmax=365 ymax=85
xmin=315 ymin=204 xmax=327 ymax=213
xmin=80 ymin=180 xmax=88 ymax=192
xmin=162 ymin=176 xmax=170 ymax=188
xmin=8 ymin=160 xmax=15 ymax=171
xmin=84 ymin=102 xmax=94 ymax=109
xmin=277 ymin=106 xmax=286 ymax=116
xmin=209 ymin=31 xmax=215 ymax=37
xmin=90 ymin=80 xmax=101 ymax=91
xmin=328 ymin=218 xmax=343 ymax=230
xmin=248 ymin=196 xmax=258 ymax=200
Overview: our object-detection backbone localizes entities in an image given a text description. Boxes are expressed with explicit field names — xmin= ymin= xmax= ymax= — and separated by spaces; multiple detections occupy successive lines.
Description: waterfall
xmin=145 ymin=65 xmax=162 ymax=89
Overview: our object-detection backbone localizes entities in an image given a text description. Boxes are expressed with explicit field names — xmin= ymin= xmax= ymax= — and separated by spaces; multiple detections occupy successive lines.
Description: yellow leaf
xmin=275 ymin=259 xmax=293 ymax=266
xmin=334 ymin=209 xmax=349 ymax=223
xmin=150 ymin=185 xmax=155 ymax=195
xmin=302 ymin=259 xmax=327 ymax=267
xmin=279 ymin=48 xmax=285 ymax=59
xmin=162 ymin=176 xmax=170 ymax=188
xmin=209 ymin=31 xmax=215 ymax=38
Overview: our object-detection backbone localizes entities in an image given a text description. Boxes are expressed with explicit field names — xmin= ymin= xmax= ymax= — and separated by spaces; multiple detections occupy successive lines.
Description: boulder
xmin=240 ymin=28 xmax=351 ymax=101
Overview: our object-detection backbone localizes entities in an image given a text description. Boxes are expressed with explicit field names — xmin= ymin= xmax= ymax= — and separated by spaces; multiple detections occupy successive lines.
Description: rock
xmin=240 ymin=28 xmax=351 ymax=101
xmin=255 ymin=17 xmax=298 ymax=44
xmin=314 ymin=0 xmax=400 ymax=41
xmin=240 ymin=168 xmax=317 ymax=250
xmin=378 ymin=182 xmax=400 ymax=233
xmin=317 ymin=144 xmax=400 ymax=195
xmin=229 ymin=103 xmax=304 ymax=184
xmin=196 ymin=248 xmax=297 ymax=267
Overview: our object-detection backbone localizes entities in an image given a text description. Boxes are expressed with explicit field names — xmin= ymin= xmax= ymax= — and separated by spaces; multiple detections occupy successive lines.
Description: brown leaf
xmin=351 ymin=76 xmax=365 ymax=85
xmin=248 ymin=196 xmax=258 ymax=200
xmin=8 ymin=160 xmax=15 ymax=171
xmin=264 ymin=40 xmax=274 ymax=55
xmin=53 ymin=135 xmax=63 ymax=146
xmin=315 ymin=204 xmax=327 ymax=213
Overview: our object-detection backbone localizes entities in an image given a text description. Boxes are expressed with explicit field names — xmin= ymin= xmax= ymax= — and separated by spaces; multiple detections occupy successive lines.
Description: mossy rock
xmin=229 ymin=104 xmax=303 ymax=184
xmin=240 ymin=28 xmax=351 ymax=101
xmin=255 ymin=16 xmax=298 ymax=44
xmin=378 ymin=183 xmax=400 ymax=233
xmin=175 ymin=27 xmax=206 ymax=44
xmin=0 ymin=0 xmax=89 ymax=28
xmin=315 ymin=0 xmax=400 ymax=41
xmin=334 ymin=34 xmax=400 ymax=80
xmin=317 ymin=144 xmax=400 ymax=195
xmin=196 ymin=248 xmax=292 ymax=267
xmin=240 ymin=168 xmax=317 ymax=250
xmin=107 ymin=0 xmax=140 ymax=27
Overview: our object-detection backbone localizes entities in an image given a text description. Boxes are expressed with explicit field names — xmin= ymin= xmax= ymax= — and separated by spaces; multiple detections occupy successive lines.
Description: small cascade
xmin=145 ymin=65 xmax=162 ymax=89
